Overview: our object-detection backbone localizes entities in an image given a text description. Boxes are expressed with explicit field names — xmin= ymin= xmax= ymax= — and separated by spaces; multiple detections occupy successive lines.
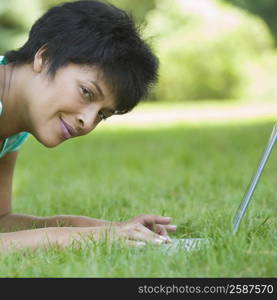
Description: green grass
xmin=1 ymin=120 xmax=277 ymax=277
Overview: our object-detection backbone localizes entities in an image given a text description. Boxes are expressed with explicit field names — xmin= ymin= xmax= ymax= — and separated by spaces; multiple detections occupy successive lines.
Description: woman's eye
xmin=81 ymin=86 xmax=93 ymax=101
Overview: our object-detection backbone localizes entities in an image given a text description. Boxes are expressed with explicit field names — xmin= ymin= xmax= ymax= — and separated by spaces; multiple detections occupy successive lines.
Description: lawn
xmin=1 ymin=119 xmax=276 ymax=277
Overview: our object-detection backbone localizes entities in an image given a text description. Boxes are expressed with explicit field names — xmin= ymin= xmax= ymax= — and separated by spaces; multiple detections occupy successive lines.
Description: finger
xmin=142 ymin=215 xmax=172 ymax=226
xmin=132 ymin=229 xmax=165 ymax=244
xmin=155 ymin=216 xmax=172 ymax=225
xmin=130 ymin=224 xmax=170 ymax=244
xmin=155 ymin=224 xmax=168 ymax=236
xmin=153 ymin=224 xmax=177 ymax=234
xmin=162 ymin=224 xmax=177 ymax=232
xmin=139 ymin=225 xmax=172 ymax=243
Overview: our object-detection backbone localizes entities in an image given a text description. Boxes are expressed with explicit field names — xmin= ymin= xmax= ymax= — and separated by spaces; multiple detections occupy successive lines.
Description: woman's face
xmin=25 ymin=57 xmax=116 ymax=148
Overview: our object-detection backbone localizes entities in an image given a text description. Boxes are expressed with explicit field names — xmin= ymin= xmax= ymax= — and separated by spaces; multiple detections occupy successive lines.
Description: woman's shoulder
xmin=0 ymin=132 xmax=30 ymax=159
xmin=0 ymin=56 xmax=6 ymax=64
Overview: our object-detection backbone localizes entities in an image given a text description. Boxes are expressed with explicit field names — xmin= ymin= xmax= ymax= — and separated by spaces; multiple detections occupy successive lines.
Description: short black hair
xmin=4 ymin=0 xmax=159 ymax=114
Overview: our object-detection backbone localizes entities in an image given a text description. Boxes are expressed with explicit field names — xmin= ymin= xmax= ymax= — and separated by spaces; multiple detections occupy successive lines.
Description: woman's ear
xmin=33 ymin=45 xmax=47 ymax=73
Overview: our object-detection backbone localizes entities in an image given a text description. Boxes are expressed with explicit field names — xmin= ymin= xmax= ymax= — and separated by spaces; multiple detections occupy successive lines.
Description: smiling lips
xmin=60 ymin=117 xmax=77 ymax=139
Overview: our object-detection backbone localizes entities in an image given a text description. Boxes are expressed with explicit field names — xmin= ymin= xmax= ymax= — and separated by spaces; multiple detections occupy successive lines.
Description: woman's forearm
xmin=0 ymin=219 xmax=171 ymax=252
xmin=0 ymin=213 xmax=117 ymax=232
xmin=0 ymin=213 xmax=43 ymax=231
xmin=0 ymin=226 xmax=102 ymax=252
xmin=0 ymin=227 xmax=59 ymax=251
xmin=41 ymin=215 xmax=118 ymax=227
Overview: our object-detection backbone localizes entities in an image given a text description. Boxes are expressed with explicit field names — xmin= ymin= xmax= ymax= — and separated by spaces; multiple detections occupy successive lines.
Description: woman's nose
xmin=77 ymin=111 xmax=99 ymax=135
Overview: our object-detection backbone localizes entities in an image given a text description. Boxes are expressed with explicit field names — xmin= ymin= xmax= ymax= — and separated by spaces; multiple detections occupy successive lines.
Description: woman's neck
xmin=0 ymin=64 xmax=27 ymax=139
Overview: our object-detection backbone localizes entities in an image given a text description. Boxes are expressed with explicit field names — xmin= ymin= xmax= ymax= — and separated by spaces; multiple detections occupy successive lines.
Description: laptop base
xmin=162 ymin=238 xmax=210 ymax=253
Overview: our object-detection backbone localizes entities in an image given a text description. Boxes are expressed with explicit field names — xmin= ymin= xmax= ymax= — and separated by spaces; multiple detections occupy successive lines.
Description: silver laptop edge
xmin=232 ymin=123 xmax=277 ymax=234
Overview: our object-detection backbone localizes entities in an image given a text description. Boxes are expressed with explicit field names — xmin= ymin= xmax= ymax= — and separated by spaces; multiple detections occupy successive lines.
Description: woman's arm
xmin=0 ymin=151 xmax=17 ymax=218
xmin=0 ymin=213 xmax=176 ymax=235
xmin=0 ymin=223 xmax=169 ymax=252
xmin=0 ymin=226 xmax=105 ymax=252
xmin=0 ymin=213 xmax=116 ymax=231
xmin=0 ymin=152 xmax=176 ymax=239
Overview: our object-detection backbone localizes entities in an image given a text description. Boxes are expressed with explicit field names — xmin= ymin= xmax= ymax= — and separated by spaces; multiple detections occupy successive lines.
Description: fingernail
xmin=168 ymin=225 xmax=177 ymax=230
xmin=159 ymin=235 xmax=171 ymax=242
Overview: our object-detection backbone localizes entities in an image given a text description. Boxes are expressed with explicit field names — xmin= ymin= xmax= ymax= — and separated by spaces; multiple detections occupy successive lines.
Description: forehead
xmin=64 ymin=63 xmax=107 ymax=87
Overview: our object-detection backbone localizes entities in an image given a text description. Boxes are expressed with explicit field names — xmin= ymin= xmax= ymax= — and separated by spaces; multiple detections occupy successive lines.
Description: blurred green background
xmin=1 ymin=1 xmax=277 ymax=277
xmin=1 ymin=0 xmax=277 ymax=103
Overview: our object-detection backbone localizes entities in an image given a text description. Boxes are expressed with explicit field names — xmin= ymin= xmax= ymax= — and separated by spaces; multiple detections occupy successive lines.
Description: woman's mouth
xmin=60 ymin=117 xmax=76 ymax=139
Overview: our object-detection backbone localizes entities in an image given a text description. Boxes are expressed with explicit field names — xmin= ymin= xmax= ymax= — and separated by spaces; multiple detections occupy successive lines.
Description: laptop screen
xmin=232 ymin=124 xmax=277 ymax=233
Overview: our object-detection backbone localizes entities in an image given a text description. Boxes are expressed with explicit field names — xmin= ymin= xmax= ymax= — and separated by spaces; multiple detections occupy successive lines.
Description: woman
xmin=0 ymin=0 xmax=176 ymax=252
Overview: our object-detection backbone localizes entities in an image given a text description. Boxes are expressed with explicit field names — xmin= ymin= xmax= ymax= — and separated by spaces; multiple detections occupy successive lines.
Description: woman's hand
xmin=51 ymin=223 xmax=174 ymax=249
xmin=42 ymin=214 xmax=177 ymax=246
xmin=109 ymin=222 xmax=173 ymax=246
xmin=123 ymin=214 xmax=177 ymax=237
xmin=64 ymin=218 xmax=176 ymax=247
xmin=56 ymin=214 xmax=177 ymax=239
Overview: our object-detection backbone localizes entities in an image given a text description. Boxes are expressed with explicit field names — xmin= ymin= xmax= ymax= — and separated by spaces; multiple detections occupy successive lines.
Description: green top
xmin=0 ymin=56 xmax=29 ymax=158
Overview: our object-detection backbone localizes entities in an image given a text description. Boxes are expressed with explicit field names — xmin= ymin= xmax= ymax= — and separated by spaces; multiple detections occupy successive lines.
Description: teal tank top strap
xmin=0 ymin=55 xmax=6 ymax=115
xmin=0 ymin=55 xmax=5 ymax=115
xmin=0 ymin=55 xmax=30 ymax=158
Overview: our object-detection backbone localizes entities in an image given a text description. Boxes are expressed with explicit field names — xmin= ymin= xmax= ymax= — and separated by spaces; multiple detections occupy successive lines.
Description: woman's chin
xmin=35 ymin=134 xmax=63 ymax=148
xmin=43 ymin=142 xmax=60 ymax=148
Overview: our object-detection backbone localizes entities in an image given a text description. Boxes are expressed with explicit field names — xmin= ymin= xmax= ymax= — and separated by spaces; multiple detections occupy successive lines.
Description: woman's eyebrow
xmin=90 ymin=80 xmax=104 ymax=98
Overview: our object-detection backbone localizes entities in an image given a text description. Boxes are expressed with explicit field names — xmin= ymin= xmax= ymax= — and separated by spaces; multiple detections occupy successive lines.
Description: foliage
xmin=40 ymin=0 xmax=156 ymax=23
xmin=0 ymin=0 xmax=155 ymax=54
xmin=103 ymin=0 xmax=155 ymax=23
xmin=1 ymin=0 xmax=277 ymax=101
xmin=0 ymin=0 xmax=42 ymax=54
xmin=223 ymin=0 xmax=277 ymax=45
xmin=145 ymin=0 xmax=275 ymax=101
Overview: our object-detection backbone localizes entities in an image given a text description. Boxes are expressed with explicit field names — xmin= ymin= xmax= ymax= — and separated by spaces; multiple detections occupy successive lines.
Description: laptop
xmin=165 ymin=123 xmax=277 ymax=252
